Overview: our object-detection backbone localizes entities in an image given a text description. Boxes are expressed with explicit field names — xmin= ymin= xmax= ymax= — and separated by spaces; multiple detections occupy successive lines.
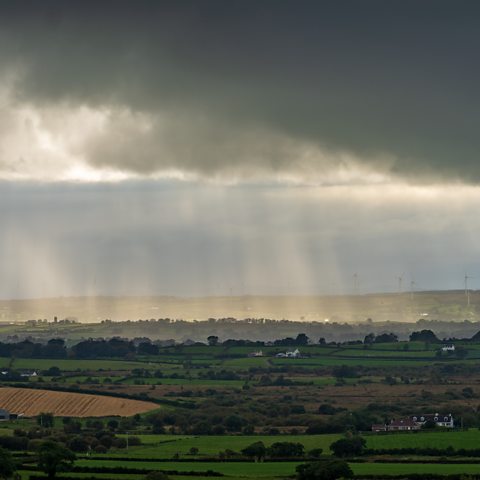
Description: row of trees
xmin=1 ymin=328 xmax=479 ymax=361
xmin=239 ymin=436 xmax=366 ymax=461
xmin=241 ymin=441 xmax=307 ymax=460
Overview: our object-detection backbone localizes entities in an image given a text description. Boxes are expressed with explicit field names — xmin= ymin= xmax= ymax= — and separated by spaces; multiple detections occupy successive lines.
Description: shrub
xmin=330 ymin=436 xmax=366 ymax=457
xmin=144 ymin=472 xmax=170 ymax=480
xmin=296 ymin=459 xmax=353 ymax=480
xmin=268 ymin=442 xmax=305 ymax=458
xmin=93 ymin=444 xmax=108 ymax=454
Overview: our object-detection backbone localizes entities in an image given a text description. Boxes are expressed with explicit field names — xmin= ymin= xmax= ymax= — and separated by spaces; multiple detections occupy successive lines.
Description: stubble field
xmin=0 ymin=386 xmax=158 ymax=417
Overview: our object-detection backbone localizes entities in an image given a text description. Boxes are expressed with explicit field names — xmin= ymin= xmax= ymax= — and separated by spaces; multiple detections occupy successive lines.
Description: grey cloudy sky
xmin=0 ymin=0 xmax=479 ymax=299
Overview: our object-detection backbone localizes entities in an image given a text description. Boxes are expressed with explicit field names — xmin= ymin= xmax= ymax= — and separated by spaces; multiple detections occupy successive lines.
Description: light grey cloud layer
xmin=1 ymin=181 xmax=479 ymax=299
xmin=0 ymin=0 xmax=478 ymax=183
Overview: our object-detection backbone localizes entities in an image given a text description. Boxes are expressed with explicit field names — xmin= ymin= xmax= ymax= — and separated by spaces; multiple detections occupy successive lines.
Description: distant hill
xmin=0 ymin=290 xmax=478 ymax=324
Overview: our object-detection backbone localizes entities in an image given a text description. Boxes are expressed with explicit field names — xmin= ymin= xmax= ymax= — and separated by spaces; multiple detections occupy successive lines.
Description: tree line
xmin=0 ymin=328 xmax=478 ymax=361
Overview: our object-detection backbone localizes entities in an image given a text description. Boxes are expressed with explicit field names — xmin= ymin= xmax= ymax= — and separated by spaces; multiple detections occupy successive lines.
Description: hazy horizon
xmin=0 ymin=290 xmax=478 ymax=324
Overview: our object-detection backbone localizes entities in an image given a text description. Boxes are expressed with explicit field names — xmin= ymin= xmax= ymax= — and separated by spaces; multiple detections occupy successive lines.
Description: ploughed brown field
xmin=0 ymin=387 xmax=157 ymax=417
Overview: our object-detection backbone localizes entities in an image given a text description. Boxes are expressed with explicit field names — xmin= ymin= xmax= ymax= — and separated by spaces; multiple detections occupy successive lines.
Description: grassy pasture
xmin=351 ymin=462 xmax=480 ymax=476
xmin=345 ymin=341 xmax=428 ymax=351
xmin=329 ymin=348 xmax=436 ymax=358
xmin=16 ymin=459 xmax=480 ymax=480
xmin=70 ymin=458 xmax=480 ymax=477
xmin=365 ymin=429 xmax=480 ymax=450
xmin=111 ymin=434 xmax=342 ymax=458
xmin=6 ymin=358 xmax=152 ymax=371
xmin=16 ymin=475 xmax=238 ymax=480
xmin=75 ymin=459 xmax=302 ymax=476
xmin=270 ymin=357 xmax=436 ymax=367
xmin=221 ymin=357 xmax=270 ymax=368
xmin=108 ymin=430 xmax=480 ymax=460
xmin=17 ymin=473 xmax=146 ymax=480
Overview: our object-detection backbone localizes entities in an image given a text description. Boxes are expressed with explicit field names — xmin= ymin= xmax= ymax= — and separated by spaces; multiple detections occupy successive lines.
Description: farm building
xmin=442 ymin=344 xmax=455 ymax=352
xmin=0 ymin=408 xmax=20 ymax=420
xmin=387 ymin=419 xmax=420 ymax=431
xmin=0 ymin=409 xmax=10 ymax=420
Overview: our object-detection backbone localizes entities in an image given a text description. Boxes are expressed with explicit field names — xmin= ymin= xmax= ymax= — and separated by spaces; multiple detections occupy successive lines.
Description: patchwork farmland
xmin=1 ymin=321 xmax=480 ymax=479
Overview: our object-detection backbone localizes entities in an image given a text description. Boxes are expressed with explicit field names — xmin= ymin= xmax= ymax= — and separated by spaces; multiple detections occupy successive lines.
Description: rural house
xmin=372 ymin=413 xmax=454 ymax=432
xmin=276 ymin=349 xmax=301 ymax=358
xmin=387 ymin=418 xmax=420 ymax=431
xmin=442 ymin=344 xmax=455 ymax=352
xmin=410 ymin=413 xmax=454 ymax=428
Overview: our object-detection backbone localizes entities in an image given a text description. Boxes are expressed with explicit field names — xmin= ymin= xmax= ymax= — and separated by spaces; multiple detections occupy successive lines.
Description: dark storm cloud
xmin=0 ymin=0 xmax=479 ymax=181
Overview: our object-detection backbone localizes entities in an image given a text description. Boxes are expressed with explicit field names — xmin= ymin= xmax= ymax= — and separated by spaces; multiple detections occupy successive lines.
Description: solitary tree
xmin=37 ymin=412 xmax=54 ymax=428
xmin=409 ymin=329 xmax=438 ymax=343
xmin=330 ymin=436 xmax=366 ymax=457
xmin=37 ymin=441 xmax=76 ymax=479
xmin=241 ymin=441 xmax=267 ymax=461
xmin=295 ymin=333 xmax=309 ymax=345
xmin=207 ymin=335 xmax=219 ymax=346
xmin=374 ymin=333 xmax=398 ymax=343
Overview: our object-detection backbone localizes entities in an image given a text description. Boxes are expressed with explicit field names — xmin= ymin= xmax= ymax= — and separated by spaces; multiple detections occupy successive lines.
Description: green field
xmin=17 ymin=472 xmax=277 ymax=480
xmin=112 ymin=434 xmax=342 ymax=458
xmin=270 ymin=357 xmax=438 ymax=367
xmin=351 ymin=462 xmax=480 ymax=476
xmin=69 ymin=459 xmax=480 ymax=477
xmin=365 ymin=429 xmax=480 ymax=450
xmin=75 ymin=459 xmax=302 ymax=476
xmin=5 ymin=358 xmax=152 ymax=371
xmin=107 ymin=430 xmax=480 ymax=459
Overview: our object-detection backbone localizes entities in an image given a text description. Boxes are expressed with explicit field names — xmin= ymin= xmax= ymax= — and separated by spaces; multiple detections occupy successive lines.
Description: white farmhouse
xmin=442 ymin=344 xmax=455 ymax=352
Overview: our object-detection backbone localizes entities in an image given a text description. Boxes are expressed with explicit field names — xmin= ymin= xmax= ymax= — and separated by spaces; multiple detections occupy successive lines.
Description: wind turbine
xmin=353 ymin=273 xmax=359 ymax=295
xmin=396 ymin=274 xmax=404 ymax=294
xmin=410 ymin=280 xmax=416 ymax=301
xmin=465 ymin=273 xmax=474 ymax=306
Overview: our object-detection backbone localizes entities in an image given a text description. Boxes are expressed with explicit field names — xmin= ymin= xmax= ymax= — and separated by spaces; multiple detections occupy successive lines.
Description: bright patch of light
xmin=60 ymin=164 xmax=133 ymax=183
